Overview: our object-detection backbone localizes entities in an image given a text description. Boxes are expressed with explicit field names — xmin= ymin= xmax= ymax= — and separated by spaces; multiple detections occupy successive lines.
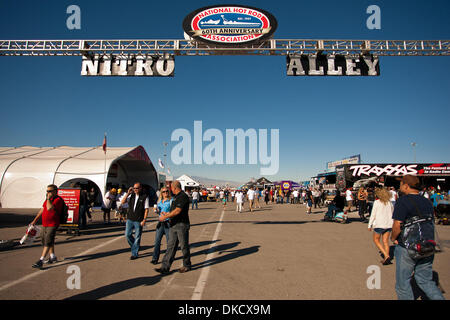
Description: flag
xmin=102 ymin=133 xmax=107 ymax=154
xmin=167 ymin=168 xmax=171 ymax=175
xmin=158 ymin=158 xmax=165 ymax=169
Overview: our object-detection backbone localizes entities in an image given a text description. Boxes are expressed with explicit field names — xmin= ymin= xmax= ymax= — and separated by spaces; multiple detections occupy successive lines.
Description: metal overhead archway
xmin=0 ymin=39 xmax=449 ymax=56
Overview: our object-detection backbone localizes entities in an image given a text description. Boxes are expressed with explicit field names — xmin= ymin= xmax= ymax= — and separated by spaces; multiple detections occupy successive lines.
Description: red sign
xmin=58 ymin=188 xmax=80 ymax=225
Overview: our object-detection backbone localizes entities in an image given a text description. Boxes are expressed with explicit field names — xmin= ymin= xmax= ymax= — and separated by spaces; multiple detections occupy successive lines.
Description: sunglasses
xmin=162 ymin=190 xmax=169 ymax=193
xmin=47 ymin=189 xmax=56 ymax=193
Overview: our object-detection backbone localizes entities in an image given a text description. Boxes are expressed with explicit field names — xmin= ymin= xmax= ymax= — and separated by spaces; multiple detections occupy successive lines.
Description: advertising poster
xmin=57 ymin=188 xmax=80 ymax=225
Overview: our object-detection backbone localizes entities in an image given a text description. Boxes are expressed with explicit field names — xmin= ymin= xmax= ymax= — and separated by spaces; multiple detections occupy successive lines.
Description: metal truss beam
xmin=0 ymin=39 xmax=449 ymax=56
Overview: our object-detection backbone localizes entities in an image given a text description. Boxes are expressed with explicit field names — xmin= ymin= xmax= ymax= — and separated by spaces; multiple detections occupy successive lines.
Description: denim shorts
xmin=374 ymin=228 xmax=392 ymax=234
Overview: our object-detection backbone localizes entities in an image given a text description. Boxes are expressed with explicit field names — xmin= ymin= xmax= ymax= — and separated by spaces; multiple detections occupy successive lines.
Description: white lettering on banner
xmin=81 ymin=54 xmax=174 ymax=77
xmin=349 ymin=164 xmax=418 ymax=177
xmin=287 ymin=54 xmax=380 ymax=76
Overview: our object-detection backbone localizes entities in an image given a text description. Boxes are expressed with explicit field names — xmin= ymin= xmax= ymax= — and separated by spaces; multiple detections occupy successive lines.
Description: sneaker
xmin=130 ymin=255 xmax=138 ymax=260
xmin=150 ymin=260 xmax=158 ymax=265
xmin=32 ymin=260 xmax=43 ymax=269
xmin=48 ymin=256 xmax=58 ymax=264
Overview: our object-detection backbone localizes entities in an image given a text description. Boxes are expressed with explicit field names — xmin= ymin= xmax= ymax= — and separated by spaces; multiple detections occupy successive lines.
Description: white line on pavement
xmin=191 ymin=209 xmax=226 ymax=300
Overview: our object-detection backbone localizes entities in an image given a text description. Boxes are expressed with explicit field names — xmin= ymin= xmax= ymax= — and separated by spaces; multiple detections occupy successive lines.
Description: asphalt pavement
xmin=0 ymin=201 xmax=449 ymax=300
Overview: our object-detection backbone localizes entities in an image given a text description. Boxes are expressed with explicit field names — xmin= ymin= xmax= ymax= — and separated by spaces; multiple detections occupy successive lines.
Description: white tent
xmin=0 ymin=146 xmax=158 ymax=208
xmin=176 ymin=174 xmax=200 ymax=191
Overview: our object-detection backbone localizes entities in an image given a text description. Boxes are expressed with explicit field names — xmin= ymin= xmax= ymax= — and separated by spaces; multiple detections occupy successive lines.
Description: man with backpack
xmin=30 ymin=184 xmax=65 ymax=269
xmin=391 ymin=175 xmax=445 ymax=300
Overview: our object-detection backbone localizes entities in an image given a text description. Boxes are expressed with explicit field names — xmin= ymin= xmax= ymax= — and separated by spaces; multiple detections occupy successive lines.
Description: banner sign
xmin=183 ymin=5 xmax=277 ymax=45
xmin=81 ymin=54 xmax=174 ymax=77
xmin=327 ymin=155 xmax=361 ymax=171
xmin=287 ymin=54 xmax=380 ymax=76
xmin=57 ymin=188 xmax=80 ymax=225
xmin=347 ymin=163 xmax=450 ymax=178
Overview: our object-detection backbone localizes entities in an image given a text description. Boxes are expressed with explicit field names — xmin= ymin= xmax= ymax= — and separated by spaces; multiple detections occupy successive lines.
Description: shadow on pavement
xmin=64 ymin=275 xmax=163 ymax=300
xmin=191 ymin=243 xmax=260 ymax=271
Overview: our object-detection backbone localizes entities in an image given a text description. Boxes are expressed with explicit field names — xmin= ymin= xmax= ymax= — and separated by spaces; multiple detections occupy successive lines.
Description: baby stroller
xmin=435 ymin=200 xmax=450 ymax=225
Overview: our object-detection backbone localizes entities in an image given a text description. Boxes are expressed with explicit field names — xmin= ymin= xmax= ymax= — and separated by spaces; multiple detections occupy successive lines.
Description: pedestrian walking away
xmin=345 ymin=188 xmax=354 ymax=212
xmin=30 ymin=184 xmax=65 ymax=269
xmin=235 ymin=190 xmax=244 ymax=213
xmin=155 ymin=180 xmax=192 ymax=275
xmin=102 ymin=187 xmax=116 ymax=224
xmin=306 ymin=189 xmax=313 ymax=214
xmin=121 ymin=182 xmax=149 ymax=260
xmin=191 ymin=188 xmax=199 ymax=210
xmin=367 ymin=187 xmax=394 ymax=265
xmin=391 ymin=175 xmax=445 ymax=300
xmin=358 ymin=187 xmax=369 ymax=222
xmin=151 ymin=187 xmax=172 ymax=265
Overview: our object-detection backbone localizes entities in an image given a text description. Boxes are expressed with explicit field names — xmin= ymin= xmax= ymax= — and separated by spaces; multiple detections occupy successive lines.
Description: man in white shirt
xmin=235 ymin=191 xmax=244 ymax=212
xmin=389 ymin=187 xmax=397 ymax=206
xmin=345 ymin=188 xmax=354 ymax=212
xmin=293 ymin=190 xmax=299 ymax=204
xmin=247 ymin=187 xmax=256 ymax=212
xmin=192 ymin=189 xmax=199 ymax=209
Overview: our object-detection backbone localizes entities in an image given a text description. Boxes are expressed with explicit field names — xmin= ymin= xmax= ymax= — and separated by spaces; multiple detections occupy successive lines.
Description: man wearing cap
xmin=391 ymin=175 xmax=444 ymax=300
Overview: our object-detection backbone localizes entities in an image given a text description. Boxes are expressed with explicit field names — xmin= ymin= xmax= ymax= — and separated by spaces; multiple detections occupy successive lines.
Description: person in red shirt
xmin=30 ymin=184 xmax=64 ymax=269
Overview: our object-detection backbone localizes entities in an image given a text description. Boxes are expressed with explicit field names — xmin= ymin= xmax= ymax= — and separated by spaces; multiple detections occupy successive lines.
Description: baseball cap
xmin=397 ymin=175 xmax=421 ymax=190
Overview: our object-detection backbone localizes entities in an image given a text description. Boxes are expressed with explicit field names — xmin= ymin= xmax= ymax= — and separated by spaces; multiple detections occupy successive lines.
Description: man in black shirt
xmin=155 ymin=180 xmax=192 ymax=274
xmin=391 ymin=175 xmax=444 ymax=300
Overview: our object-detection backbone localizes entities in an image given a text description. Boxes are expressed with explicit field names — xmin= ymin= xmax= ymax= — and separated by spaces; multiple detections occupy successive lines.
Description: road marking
xmin=0 ymin=221 xmax=156 ymax=293
xmin=191 ymin=209 xmax=226 ymax=300
xmin=155 ymin=206 xmax=222 ymax=300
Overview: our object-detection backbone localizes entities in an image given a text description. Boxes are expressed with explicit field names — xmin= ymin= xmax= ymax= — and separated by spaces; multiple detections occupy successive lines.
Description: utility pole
xmin=411 ymin=142 xmax=417 ymax=163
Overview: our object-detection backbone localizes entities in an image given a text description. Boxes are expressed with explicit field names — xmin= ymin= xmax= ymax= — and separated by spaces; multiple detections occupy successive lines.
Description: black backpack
xmin=400 ymin=197 xmax=436 ymax=260
xmin=57 ymin=196 xmax=69 ymax=225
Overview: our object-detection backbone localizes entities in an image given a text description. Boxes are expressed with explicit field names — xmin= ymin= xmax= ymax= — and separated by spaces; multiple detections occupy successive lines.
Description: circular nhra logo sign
xmin=183 ymin=5 xmax=277 ymax=45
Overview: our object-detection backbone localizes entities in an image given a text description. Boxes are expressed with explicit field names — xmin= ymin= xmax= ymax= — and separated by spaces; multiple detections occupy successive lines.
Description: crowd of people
xmin=28 ymin=175 xmax=448 ymax=300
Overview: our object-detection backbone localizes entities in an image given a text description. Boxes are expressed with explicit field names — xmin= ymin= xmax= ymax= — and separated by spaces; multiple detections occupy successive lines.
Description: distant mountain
xmin=190 ymin=175 xmax=243 ymax=188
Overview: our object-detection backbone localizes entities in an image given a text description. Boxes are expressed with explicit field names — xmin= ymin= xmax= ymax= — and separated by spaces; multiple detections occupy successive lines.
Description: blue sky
xmin=0 ymin=0 xmax=449 ymax=183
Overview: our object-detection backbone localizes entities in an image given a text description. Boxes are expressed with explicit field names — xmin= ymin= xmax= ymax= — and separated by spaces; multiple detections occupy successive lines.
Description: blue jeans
xmin=125 ymin=220 xmax=143 ymax=257
xmin=153 ymin=221 xmax=170 ymax=262
xmin=394 ymin=244 xmax=444 ymax=300
xmin=192 ymin=199 xmax=198 ymax=209
xmin=326 ymin=204 xmax=338 ymax=218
